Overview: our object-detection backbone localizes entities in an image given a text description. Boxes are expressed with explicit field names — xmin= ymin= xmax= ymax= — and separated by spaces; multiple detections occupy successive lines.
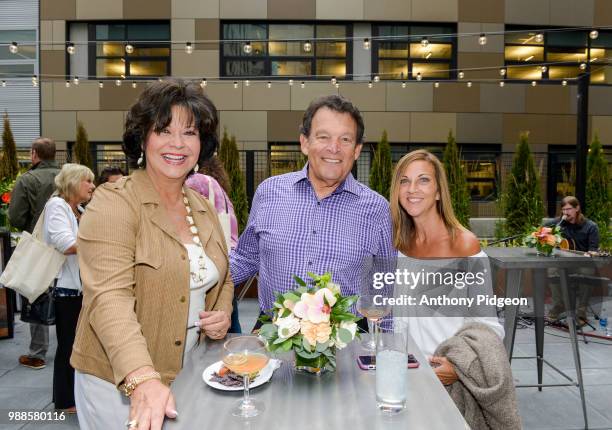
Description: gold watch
xmin=119 ymin=371 xmax=161 ymax=397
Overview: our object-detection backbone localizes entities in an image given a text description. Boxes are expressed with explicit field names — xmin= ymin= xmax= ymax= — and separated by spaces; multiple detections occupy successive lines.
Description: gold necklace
xmin=182 ymin=188 xmax=207 ymax=285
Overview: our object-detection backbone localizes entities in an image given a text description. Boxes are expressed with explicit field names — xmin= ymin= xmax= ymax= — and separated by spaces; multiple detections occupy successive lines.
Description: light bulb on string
xmin=9 ymin=42 xmax=18 ymax=54
xmin=233 ymin=81 xmax=238 ymax=89
xmin=363 ymin=38 xmax=370 ymax=50
xmin=73 ymin=76 xmax=79 ymax=86
xmin=458 ymin=70 xmax=465 ymax=79
xmin=200 ymin=78 xmax=207 ymax=88
xmin=267 ymin=81 xmax=272 ymax=89
xmin=1 ymin=81 xmax=5 ymax=87
xmin=125 ymin=43 xmax=134 ymax=54
xmin=541 ymin=65 xmax=547 ymax=73
xmin=289 ymin=79 xmax=294 ymax=86
xmin=335 ymin=82 xmax=340 ymax=89
xmin=368 ymin=81 xmax=373 ymax=88
xmin=66 ymin=43 xmax=76 ymax=55
xmin=331 ymin=76 xmax=337 ymax=85
xmin=65 ymin=80 xmax=71 ymax=88
xmin=245 ymin=79 xmax=250 ymax=87
xmin=416 ymin=72 xmax=422 ymax=81
xmin=434 ymin=82 xmax=440 ymax=88
xmin=115 ymin=79 xmax=122 ymax=86
xmin=132 ymin=81 xmax=137 ymax=89
xmin=531 ymin=80 xmax=537 ymax=86
xmin=562 ymin=80 xmax=568 ymax=86
xmin=98 ymin=81 xmax=104 ymax=88
xmin=243 ymin=42 xmax=252 ymax=54
xmin=500 ymin=67 xmax=507 ymax=77
xmin=421 ymin=37 xmax=429 ymax=48
xmin=478 ymin=33 xmax=487 ymax=45
xmin=499 ymin=81 xmax=505 ymax=87
xmin=32 ymin=76 xmax=38 ymax=87
xmin=590 ymin=30 xmax=599 ymax=40
xmin=467 ymin=81 xmax=473 ymax=88
xmin=303 ymin=41 xmax=312 ymax=53
xmin=580 ymin=62 xmax=587 ymax=70
xmin=401 ymin=81 xmax=406 ymax=88
xmin=535 ymin=33 xmax=544 ymax=43
xmin=300 ymin=81 xmax=305 ymax=88
xmin=373 ymin=75 xmax=380 ymax=83
xmin=185 ymin=42 xmax=193 ymax=54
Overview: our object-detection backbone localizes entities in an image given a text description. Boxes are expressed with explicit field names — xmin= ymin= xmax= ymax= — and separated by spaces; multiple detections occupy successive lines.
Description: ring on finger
xmin=125 ymin=419 xmax=138 ymax=429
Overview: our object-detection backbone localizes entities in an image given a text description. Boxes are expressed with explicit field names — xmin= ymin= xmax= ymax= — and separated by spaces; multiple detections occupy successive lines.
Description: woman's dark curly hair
xmin=123 ymin=78 xmax=219 ymax=169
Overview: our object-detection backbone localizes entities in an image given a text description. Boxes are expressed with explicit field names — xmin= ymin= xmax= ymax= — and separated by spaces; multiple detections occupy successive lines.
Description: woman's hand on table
xmin=198 ymin=310 xmax=231 ymax=339
xmin=429 ymin=356 xmax=458 ymax=386
xmin=127 ymin=371 xmax=177 ymax=430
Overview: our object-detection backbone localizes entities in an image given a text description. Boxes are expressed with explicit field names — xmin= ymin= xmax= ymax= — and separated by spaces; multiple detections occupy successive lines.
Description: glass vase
xmin=294 ymin=351 xmax=335 ymax=375
xmin=535 ymin=242 xmax=554 ymax=257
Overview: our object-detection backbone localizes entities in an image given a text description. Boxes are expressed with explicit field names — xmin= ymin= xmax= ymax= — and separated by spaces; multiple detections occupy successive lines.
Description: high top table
xmin=164 ymin=334 xmax=468 ymax=430
xmin=484 ymin=246 xmax=611 ymax=430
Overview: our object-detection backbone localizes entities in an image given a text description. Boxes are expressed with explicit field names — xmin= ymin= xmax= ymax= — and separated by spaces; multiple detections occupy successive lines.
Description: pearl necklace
xmin=182 ymin=188 xmax=207 ymax=285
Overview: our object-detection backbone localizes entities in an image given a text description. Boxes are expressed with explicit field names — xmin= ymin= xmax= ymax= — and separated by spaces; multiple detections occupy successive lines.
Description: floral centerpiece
xmin=258 ymin=272 xmax=361 ymax=374
xmin=0 ymin=177 xmax=15 ymax=229
xmin=524 ymin=225 xmax=563 ymax=256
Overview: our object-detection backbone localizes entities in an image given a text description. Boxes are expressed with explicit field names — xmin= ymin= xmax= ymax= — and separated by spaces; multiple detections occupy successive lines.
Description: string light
xmin=331 ymin=76 xmax=337 ymax=85
xmin=434 ymin=82 xmax=440 ymax=88
xmin=267 ymin=81 xmax=272 ymax=88
xmin=233 ymin=81 xmax=238 ymax=89
xmin=243 ymin=42 xmax=252 ymax=54
xmin=500 ymin=68 xmax=507 ymax=76
xmin=535 ymin=33 xmax=544 ymax=43
xmin=499 ymin=81 xmax=505 ymax=87
xmin=363 ymin=38 xmax=370 ymax=50
xmin=66 ymin=43 xmax=75 ymax=55
xmin=289 ymin=79 xmax=294 ymax=86
xmin=458 ymin=70 xmax=465 ymax=79
xmin=562 ymin=80 xmax=568 ymax=86
xmin=541 ymin=65 xmax=547 ymax=73
xmin=98 ymin=81 xmax=104 ymax=88
xmin=467 ymin=81 xmax=472 ymax=88
xmin=416 ymin=72 xmax=422 ymax=81
xmin=245 ymin=79 xmax=250 ymax=87
xmin=531 ymin=80 xmax=537 ymax=86
xmin=590 ymin=30 xmax=599 ymax=40
xmin=125 ymin=43 xmax=134 ymax=54
xmin=9 ymin=42 xmax=18 ymax=54
xmin=73 ymin=76 xmax=79 ymax=86
xmin=200 ymin=78 xmax=207 ymax=88
xmin=580 ymin=62 xmax=587 ymax=70
xmin=132 ymin=81 xmax=137 ymax=89
xmin=1 ymin=81 xmax=5 ymax=87
xmin=478 ymin=33 xmax=487 ymax=45
xmin=368 ymin=81 xmax=373 ymax=88
xmin=335 ymin=82 xmax=340 ymax=89
xmin=303 ymin=41 xmax=312 ymax=53
xmin=373 ymin=75 xmax=380 ymax=83
xmin=421 ymin=37 xmax=429 ymax=48
xmin=31 ymin=76 xmax=38 ymax=87
xmin=185 ymin=42 xmax=193 ymax=54
xmin=300 ymin=81 xmax=305 ymax=88
xmin=65 ymin=80 xmax=71 ymax=88
xmin=115 ymin=79 xmax=122 ymax=86
xmin=401 ymin=81 xmax=406 ymax=88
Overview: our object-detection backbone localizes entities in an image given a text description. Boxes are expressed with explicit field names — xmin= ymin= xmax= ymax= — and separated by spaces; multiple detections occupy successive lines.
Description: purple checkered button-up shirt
xmin=230 ymin=165 xmax=396 ymax=313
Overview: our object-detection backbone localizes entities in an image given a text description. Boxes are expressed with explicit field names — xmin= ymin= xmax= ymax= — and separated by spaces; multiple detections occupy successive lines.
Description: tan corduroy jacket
xmin=70 ymin=169 xmax=233 ymax=387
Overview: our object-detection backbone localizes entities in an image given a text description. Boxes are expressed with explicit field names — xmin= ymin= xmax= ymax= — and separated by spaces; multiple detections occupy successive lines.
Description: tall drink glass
xmin=376 ymin=324 xmax=408 ymax=414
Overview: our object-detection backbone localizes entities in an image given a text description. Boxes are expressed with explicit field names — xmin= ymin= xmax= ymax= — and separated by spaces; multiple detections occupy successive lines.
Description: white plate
xmin=202 ymin=359 xmax=280 ymax=391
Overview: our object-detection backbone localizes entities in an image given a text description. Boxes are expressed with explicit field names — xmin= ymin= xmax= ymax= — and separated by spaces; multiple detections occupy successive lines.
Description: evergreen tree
xmin=218 ymin=129 xmax=249 ymax=233
xmin=502 ymin=132 xmax=545 ymax=236
xmin=442 ymin=130 xmax=470 ymax=228
xmin=74 ymin=121 xmax=93 ymax=169
xmin=0 ymin=112 xmax=20 ymax=181
xmin=585 ymin=134 xmax=611 ymax=249
xmin=369 ymin=130 xmax=393 ymax=200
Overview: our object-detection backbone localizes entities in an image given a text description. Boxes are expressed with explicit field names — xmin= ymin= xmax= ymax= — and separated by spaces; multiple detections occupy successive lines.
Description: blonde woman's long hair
xmin=390 ymin=149 xmax=465 ymax=252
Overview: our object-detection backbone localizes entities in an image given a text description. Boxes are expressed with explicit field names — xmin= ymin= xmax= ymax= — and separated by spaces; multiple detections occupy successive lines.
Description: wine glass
xmin=357 ymin=294 xmax=391 ymax=351
xmin=223 ymin=336 xmax=270 ymax=418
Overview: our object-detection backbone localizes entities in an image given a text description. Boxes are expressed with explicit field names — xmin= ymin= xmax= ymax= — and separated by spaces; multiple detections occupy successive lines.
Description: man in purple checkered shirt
xmin=230 ymin=95 xmax=395 ymax=327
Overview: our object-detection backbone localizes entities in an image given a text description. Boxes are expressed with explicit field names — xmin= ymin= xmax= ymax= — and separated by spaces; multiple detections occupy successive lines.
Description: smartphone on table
xmin=356 ymin=354 xmax=419 ymax=370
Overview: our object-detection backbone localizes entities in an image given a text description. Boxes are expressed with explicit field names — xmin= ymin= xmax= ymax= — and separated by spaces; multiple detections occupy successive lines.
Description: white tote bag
xmin=207 ymin=181 xmax=233 ymax=251
xmin=0 ymin=208 xmax=66 ymax=302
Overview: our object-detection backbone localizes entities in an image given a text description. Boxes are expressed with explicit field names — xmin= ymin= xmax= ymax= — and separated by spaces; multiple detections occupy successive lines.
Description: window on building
xmin=503 ymin=27 xmax=612 ymax=83
xmin=222 ymin=22 xmax=350 ymax=79
xmin=461 ymin=146 xmax=499 ymax=202
xmin=373 ymin=25 xmax=455 ymax=80
xmin=83 ymin=22 xmax=170 ymax=79
xmin=0 ymin=29 xmax=37 ymax=78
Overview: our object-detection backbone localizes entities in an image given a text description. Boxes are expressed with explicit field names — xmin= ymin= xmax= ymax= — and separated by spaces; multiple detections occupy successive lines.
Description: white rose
xmin=334 ymin=321 xmax=358 ymax=349
xmin=274 ymin=314 xmax=301 ymax=340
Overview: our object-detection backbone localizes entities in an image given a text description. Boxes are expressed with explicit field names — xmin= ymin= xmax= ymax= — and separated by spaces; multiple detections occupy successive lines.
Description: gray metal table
xmin=165 ymin=334 xmax=468 ymax=430
xmin=484 ymin=246 xmax=611 ymax=430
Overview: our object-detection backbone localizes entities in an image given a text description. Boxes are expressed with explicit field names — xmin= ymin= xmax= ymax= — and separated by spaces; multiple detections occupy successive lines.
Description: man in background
xmin=9 ymin=137 xmax=60 ymax=369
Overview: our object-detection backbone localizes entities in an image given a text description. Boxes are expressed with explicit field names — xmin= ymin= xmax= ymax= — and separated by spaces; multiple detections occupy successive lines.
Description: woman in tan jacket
xmin=71 ymin=79 xmax=233 ymax=430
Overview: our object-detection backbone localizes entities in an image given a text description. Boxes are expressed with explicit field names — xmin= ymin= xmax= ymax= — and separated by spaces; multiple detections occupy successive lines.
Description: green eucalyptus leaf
xmin=293 ymin=275 xmax=307 ymax=287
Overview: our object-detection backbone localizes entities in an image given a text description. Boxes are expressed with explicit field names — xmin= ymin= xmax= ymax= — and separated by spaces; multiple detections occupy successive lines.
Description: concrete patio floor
xmin=1 ymin=298 xmax=611 ymax=430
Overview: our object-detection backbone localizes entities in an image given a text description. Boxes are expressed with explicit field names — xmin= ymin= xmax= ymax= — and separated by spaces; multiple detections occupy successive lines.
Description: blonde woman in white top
xmin=43 ymin=163 xmax=95 ymax=412
xmin=389 ymin=150 xmax=504 ymax=386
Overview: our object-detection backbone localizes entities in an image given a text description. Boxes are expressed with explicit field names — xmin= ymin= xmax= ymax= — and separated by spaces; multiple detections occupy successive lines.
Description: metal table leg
xmin=559 ymin=268 xmax=588 ymax=429
xmin=533 ymin=269 xmax=546 ymax=392
xmin=504 ymin=269 xmax=523 ymax=359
